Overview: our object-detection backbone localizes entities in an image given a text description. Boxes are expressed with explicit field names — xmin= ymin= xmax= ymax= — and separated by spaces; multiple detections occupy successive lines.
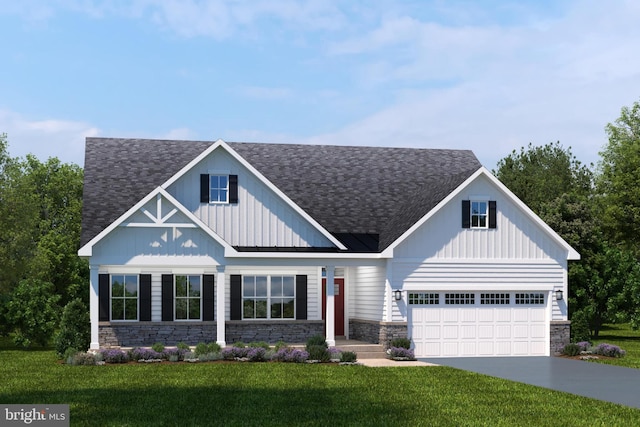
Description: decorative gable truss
xmin=78 ymin=187 xmax=233 ymax=258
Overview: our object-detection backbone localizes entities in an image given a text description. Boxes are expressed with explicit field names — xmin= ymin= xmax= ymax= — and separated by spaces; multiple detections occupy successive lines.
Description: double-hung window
xmin=175 ymin=275 xmax=202 ymax=320
xmin=111 ymin=275 xmax=138 ymax=320
xmin=209 ymin=175 xmax=229 ymax=203
xmin=471 ymin=201 xmax=488 ymax=228
xmin=242 ymin=275 xmax=295 ymax=319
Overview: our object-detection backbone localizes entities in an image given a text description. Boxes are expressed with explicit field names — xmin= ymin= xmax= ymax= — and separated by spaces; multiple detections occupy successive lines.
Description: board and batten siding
xmin=224 ymin=266 xmax=320 ymax=320
xmin=166 ymin=147 xmax=334 ymax=248
xmin=394 ymin=175 xmax=567 ymax=262
xmin=348 ymin=265 xmax=386 ymax=322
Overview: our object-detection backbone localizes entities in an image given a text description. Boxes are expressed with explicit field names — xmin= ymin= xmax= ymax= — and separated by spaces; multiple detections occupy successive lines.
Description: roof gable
xmin=80 ymin=137 xmax=482 ymax=252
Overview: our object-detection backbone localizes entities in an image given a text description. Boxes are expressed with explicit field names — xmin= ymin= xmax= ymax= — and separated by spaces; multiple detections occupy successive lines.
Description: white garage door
xmin=409 ymin=292 xmax=548 ymax=357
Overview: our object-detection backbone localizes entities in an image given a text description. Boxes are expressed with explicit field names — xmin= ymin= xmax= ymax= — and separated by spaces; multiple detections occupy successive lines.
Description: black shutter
xmin=489 ymin=200 xmax=497 ymax=229
xmin=162 ymin=274 xmax=174 ymax=321
xmin=229 ymin=175 xmax=238 ymax=203
xmin=296 ymin=275 xmax=307 ymax=320
xmin=230 ymin=275 xmax=242 ymax=320
xmin=200 ymin=174 xmax=209 ymax=203
xmin=99 ymin=274 xmax=110 ymax=321
xmin=462 ymin=200 xmax=471 ymax=228
xmin=203 ymin=274 xmax=215 ymax=321
xmin=139 ymin=274 xmax=152 ymax=321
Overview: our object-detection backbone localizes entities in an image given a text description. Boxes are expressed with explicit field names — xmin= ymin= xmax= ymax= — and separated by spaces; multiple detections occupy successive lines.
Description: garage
xmin=408 ymin=291 xmax=549 ymax=357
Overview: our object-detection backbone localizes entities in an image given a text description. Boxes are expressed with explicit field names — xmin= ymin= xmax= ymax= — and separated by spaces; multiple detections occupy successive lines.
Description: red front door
xmin=322 ymin=278 xmax=345 ymax=336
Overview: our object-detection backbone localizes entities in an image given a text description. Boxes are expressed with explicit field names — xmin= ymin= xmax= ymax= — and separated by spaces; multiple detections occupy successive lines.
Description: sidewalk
xmin=358 ymin=358 xmax=436 ymax=367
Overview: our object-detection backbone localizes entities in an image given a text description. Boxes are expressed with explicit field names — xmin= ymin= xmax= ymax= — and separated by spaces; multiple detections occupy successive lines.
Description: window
xmin=175 ymin=275 xmax=201 ymax=320
xmin=515 ymin=293 xmax=545 ymax=305
xmin=481 ymin=293 xmax=510 ymax=305
xmin=445 ymin=293 xmax=475 ymax=305
xmin=111 ymin=275 xmax=138 ymax=320
xmin=243 ymin=275 xmax=295 ymax=319
xmin=409 ymin=293 xmax=440 ymax=305
xmin=471 ymin=201 xmax=488 ymax=228
xmin=209 ymin=175 xmax=228 ymax=203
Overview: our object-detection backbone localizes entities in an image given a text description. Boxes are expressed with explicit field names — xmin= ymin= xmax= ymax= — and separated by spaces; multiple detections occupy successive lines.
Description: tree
xmin=6 ymin=279 xmax=61 ymax=347
xmin=494 ymin=142 xmax=630 ymax=335
xmin=598 ymin=99 xmax=640 ymax=252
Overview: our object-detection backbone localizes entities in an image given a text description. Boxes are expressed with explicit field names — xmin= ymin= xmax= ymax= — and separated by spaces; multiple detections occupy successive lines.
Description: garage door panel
xmin=409 ymin=291 xmax=549 ymax=357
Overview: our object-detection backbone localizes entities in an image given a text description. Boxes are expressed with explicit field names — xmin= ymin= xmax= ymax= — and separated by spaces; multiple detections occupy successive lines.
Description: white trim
xmin=381 ymin=167 xmax=580 ymax=260
xmin=78 ymin=187 xmax=235 ymax=257
xmin=401 ymin=283 xmax=555 ymax=292
xmin=160 ymin=139 xmax=347 ymax=250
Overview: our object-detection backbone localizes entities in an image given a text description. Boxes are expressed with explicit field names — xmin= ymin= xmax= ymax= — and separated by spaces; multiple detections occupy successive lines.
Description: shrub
xmin=306 ymin=335 xmax=327 ymax=349
xmin=62 ymin=347 xmax=79 ymax=361
xmin=100 ymin=349 xmax=129 ymax=363
xmin=54 ymin=298 xmax=91 ymax=358
xmin=221 ymin=346 xmax=249 ymax=360
xmin=340 ymin=351 xmax=357 ymax=363
xmin=248 ymin=341 xmax=270 ymax=350
xmin=561 ymin=343 xmax=582 ymax=357
xmin=232 ymin=341 xmax=247 ymax=348
xmin=390 ymin=337 xmax=412 ymax=349
xmin=176 ymin=342 xmax=190 ymax=350
xmin=6 ymin=279 xmax=61 ymax=347
xmin=207 ymin=342 xmax=221 ymax=354
xmin=274 ymin=340 xmax=288 ymax=351
xmin=307 ymin=345 xmax=331 ymax=362
xmin=272 ymin=347 xmax=309 ymax=363
xmin=570 ymin=311 xmax=591 ymax=343
xmin=163 ymin=347 xmax=186 ymax=361
xmin=387 ymin=347 xmax=416 ymax=360
xmin=593 ymin=343 xmax=626 ymax=358
xmin=130 ymin=347 xmax=163 ymax=361
xmin=195 ymin=342 xmax=209 ymax=356
xmin=576 ymin=341 xmax=592 ymax=352
xmin=67 ymin=352 xmax=97 ymax=366
xmin=151 ymin=342 xmax=165 ymax=353
xmin=247 ymin=347 xmax=268 ymax=362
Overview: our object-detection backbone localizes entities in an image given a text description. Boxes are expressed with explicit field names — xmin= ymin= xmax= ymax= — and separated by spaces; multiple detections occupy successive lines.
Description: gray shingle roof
xmin=81 ymin=137 xmax=481 ymax=251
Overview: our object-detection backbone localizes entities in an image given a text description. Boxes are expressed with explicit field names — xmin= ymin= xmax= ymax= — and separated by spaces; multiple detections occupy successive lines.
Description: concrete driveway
xmin=424 ymin=356 xmax=640 ymax=409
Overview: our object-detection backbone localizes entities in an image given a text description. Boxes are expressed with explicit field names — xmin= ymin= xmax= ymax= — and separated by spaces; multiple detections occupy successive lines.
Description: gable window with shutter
xmin=200 ymin=173 xmax=238 ymax=204
xmin=462 ymin=199 xmax=497 ymax=229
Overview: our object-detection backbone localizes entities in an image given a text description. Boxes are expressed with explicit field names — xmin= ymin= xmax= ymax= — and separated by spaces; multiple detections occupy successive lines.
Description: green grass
xmin=591 ymin=323 xmax=640 ymax=368
xmin=1 ymin=341 xmax=639 ymax=426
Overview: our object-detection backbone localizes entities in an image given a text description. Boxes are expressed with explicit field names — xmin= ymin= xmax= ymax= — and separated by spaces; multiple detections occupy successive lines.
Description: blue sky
xmin=1 ymin=0 xmax=639 ymax=169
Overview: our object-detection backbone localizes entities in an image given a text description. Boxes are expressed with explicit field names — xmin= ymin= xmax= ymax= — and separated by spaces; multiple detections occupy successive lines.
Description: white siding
xmin=166 ymin=147 xmax=334 ymax=248
xmin=225 ymin=266 xmax=320 ymax=321
xmin=395 ymin=175 xmax=566 ymax=261
xmin=349 ymin=265 xmax=386 ymax=322
xmin=92 ymin=226 xmax=225 ymax=266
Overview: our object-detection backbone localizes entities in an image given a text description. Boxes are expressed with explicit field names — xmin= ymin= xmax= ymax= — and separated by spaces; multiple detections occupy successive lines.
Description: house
xmin=78 ymin=137 xmax=579 ymax=357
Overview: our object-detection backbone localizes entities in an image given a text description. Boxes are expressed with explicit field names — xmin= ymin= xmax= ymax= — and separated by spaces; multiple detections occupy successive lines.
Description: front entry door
xmin=322 ymin=278 xmax=345 ymax=336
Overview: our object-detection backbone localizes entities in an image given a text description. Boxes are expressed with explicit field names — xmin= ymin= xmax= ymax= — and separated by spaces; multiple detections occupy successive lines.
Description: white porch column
xmin=325 ymin=265 xmax=336 ymax=347
xmin=216 ymin=265 xmax=227 ymax=347
xmin=89 ymin=264 xmax=100 ymax=350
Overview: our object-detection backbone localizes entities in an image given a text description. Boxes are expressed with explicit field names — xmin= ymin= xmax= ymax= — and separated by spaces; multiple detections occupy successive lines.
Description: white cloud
xmin=0 ymin=109 xmax=98 ymax=166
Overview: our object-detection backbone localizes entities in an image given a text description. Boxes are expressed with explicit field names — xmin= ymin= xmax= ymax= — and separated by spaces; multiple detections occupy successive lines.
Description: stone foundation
xmin=349 ymin=319 xmax=408 ymax=349
xmin=99 ymin=321 xmax=325 ymax=347
xmin=550 ymin=320 xmax=571 ymax=355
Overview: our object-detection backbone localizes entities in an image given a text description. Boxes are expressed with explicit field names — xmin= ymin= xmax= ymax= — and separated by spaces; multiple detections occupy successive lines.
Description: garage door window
xmin=480 ymin=293 xmax=510 ymax=305
xmin=445 ymin=293 xmax=475 ymax=305
xmin=515 ymin=293 xmax=544 ymax=304
xmin=409 ymin=293 xmax=439 ymax=305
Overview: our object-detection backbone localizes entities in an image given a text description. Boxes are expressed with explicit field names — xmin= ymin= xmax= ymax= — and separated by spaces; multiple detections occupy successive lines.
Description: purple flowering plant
xmin=387 ymin=346 xmax=416 ymax=360
xmin=100 ymin=348 xmax=129 ymax=364
xmin=129 ymin=347 xmax=164 ymax=361
xmin=272 ymin=347 xmax=309 ymax=363
xmin=594 ymin=343 xmax=626 ymax=358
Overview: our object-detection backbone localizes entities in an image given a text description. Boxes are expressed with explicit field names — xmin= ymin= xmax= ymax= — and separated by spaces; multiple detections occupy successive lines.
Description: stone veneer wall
xmin=99 ymin=321 xmax=325 ymax=348
xmin=550 ymin=320 xmax=571 ymax=355
xmin=349 ymin=319 xmax=408 ymax=349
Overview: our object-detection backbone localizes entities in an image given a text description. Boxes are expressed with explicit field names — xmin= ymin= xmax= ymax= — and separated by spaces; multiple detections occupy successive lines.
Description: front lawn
xmin=591 ymin=323 xmax=640 ymax=368
xmin=1 ymin=342 xmax=639 ymax=426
